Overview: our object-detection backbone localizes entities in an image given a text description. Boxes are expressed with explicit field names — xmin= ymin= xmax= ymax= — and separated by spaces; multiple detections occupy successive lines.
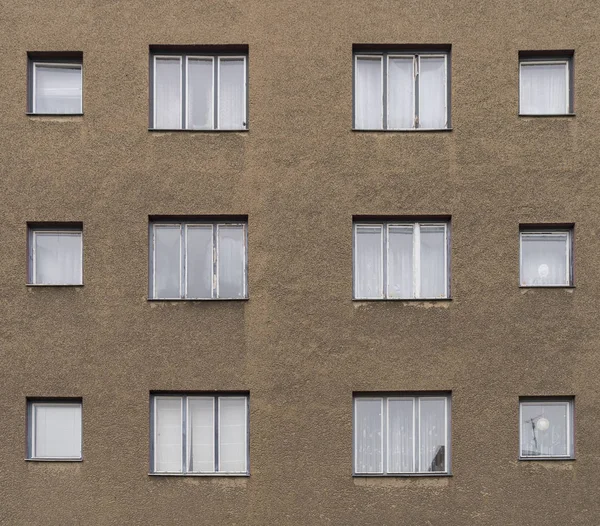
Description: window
xmin=519 ymin=52 xmax=573 ymax=115
xmin=520 ymin=398 xmax=574 ymax=459
xmin=354 ymin=394 xmax=450 ymax=475
xmin=354 ymin=49 xmax=449 ymax=130
xmin=28 ymin=224 xmax=83 ymax=285
xmin=27 ymin=400 xmax=82 ymax=460
xmin=150 ymin=220 xmax=247 ymax=299
xmin=28 ymin=54 xmax=83 ymax=114
xmin=151 ymin=50 xmax=247 ymax=130
xmin=353 ymin=221 xmax=448 ymax=299
xmin=151 ymin=394 xmax=248 ymax=474
xmin=520 ymin=227 xmax=572 ymax=287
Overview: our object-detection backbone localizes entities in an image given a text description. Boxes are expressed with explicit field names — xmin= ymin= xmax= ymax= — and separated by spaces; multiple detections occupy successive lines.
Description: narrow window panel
xmin=520 ymin=62 xmax=568 ymax=115
xmin=355 ymin=56 xmax=383 ymax=129
xmin=387 ymin=225 xmax=414 ymax=298
xmin=388 ymin=399 xmax=415 ymax=472
xmin=155 ymin=397 xmax=183 ymax=472
xmin=34 ymin=231 xmax=82 ymax=285
xmin=354 ymin=225 xmax=384 ymax=299
xmin=419 ymin=398 xmax=446 ymax=472
xmin=418 ymin=56 xmax=446 ymax=129
xmin=154 ymin=225 xmax=182 ymax=299
xmin=520 ymin=232 xmax=570 ymax=286
xmin=354 ymin=398 xmax=383 ymax=473
xmin=154 ymin=57 xmax=182 ymax=129
xmin=217 ymin=224 xmax=245 ymax=298
xmin=188 ymin=398 xmax=215 ymax=472
xmin=34 ymin=64 xmax=82 ymax=114
xmin=419 ymin=225 xmax=446 ymax=298
xmin=218 ymin=397 xmax=247 ymax=473
xmin=521 ymin=401 xmax=571 ymax=457
xmin=32 ymin=403 xmax=81 ymax=459
xmin=388 ymin=57 xmax=414 ymax=129
xmin=186 ymin=225 xmax=214 ymax=299
xmin=187 ymin=58 xmax=214 ymax=130
xmin=218 ymin=58 xmax=245 ymax=130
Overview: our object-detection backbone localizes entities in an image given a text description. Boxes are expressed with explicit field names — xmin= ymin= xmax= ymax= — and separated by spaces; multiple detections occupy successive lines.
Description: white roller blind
xmin=34 ymin=231 xmax=82 ymax=285
xmin=419 ymin=56 xmax=446 ymax=129
xmin=388 ymin=225 xmax=414 ymax=298
xmin=33 ymin=403 xmax=82 ymax=459
xmin=217 ymin=225 xmax=245 ymax=298
xmin=355 ymin=225 xmax=383 ymax=298
xmin=155 ymin=57 xmax=182 ymax=129
xmin=218 ymin=58 xmax=245 ymax=130
xmin=388 ymin=57 xmax=414 ymax=129
xmin=155 ymin=398 xmax=183 ymax=472
xmin=186 ymin=225 xmax=213 ymax=299
xmin=154 ymin=225 xmax=181 ymax=299
xmin=355 ymin=56 xmax=383 ymax=129
xmin=520 ymin=62 xmax=568 ymax=115
xmin=188 ymin=398 xmax=215 ymax=472
xmin=34 ymin=65 xmax=82 ymax=114
xmin=354 ymin=398 xmax=383 ymax=473
xmin=187 ymin=58 xmax=214 ymax=129
xmin=219 ymin=398 xmax=247 ymax=473
xmin=419 ymin=225 xmax=446 ymax=298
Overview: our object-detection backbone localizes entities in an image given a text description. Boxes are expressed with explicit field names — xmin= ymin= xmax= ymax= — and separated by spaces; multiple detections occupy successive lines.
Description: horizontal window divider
xmin=148 ymin=128 xmax=249 ymax=133
xmin=352 ymin=297 xmax=452 ymax=302
xmin=147 ymin=297 xmax=249 ymax=302
xmin=25 ymin=458 xmax=83 ymax=462
xmin=26 ymin=113 xmax=84 ymax=116
xmin=518 ymin=113 xmax=575 ymax=117
xmin=518 ymin=285 xmax=575 ymax=289
xmin=518 ymin=456 xmax=576 ymax=462
xmin=148 ymin=472 xmax=250 ymax=477
xmin=353 ymin=472 xmax=451 ymax=478
xmin=351 ymin=128 xmax=453 ymax=132
xmin=26 ymin=283 xmax=84 ymax=287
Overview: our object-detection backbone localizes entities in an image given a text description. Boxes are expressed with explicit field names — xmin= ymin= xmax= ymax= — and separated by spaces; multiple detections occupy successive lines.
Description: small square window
xmin=27 ymin=400 xmax=82 ymax=460
xmin=519 ymin=227 xmax=572 ymax=287
xmin=28 ymin=54 xmax=83 ymax=114
xmin=151 ymin=393 xmax=249 ymax=475
xmin=520 ymin=398 xmax=574 ymax=459
xmin=28 ymin=224 xmax=83 ymax=285
xmin=353 ymin=394 xmax=450 ymax=475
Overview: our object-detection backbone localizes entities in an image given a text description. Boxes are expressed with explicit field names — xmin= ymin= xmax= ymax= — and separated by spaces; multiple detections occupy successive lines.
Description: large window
xmin=354 ymin=394 xmax=450 ymax=475
xmin=27 ymin=400 xmax=82 ymax=460
xmin=354 ymin=50 xmax=449 ymax=130
xmin=353 ymin=221 xmax=449 ymax=299
xmin=519 ymin=227 xmax=572 ymax=287
xmin=28 ymin=54 xmax=83 ymax=114
xmin=520 ymin=398 xmax=574 ymax=459
xmin=151 ymin=394 xmax=249 ymax=474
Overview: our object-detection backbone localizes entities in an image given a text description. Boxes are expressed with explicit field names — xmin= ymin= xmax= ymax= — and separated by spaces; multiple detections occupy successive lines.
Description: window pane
xmin=419 ymin=56 xmax=446 ymax=129
xmin=218 ymin=59 xmax=245 ymax=130
xmin=33 ymin=404 xmax=81 ymax=459
xmin=34 ymin=231 xmax=82 ymax=285
xmin=155 ymin=57 xmax=181 ymax=129
xmin=521 ymin=402 xmax=570 ymax=457
xmin=187 ymin=58 xmax=214 ymax=130
xmin=388 ymin=225 xmax=414 ymax=298
xmin=219 ymin=398 xmax=247 ymax=472
xmin=154 ymin=225 xmax=181 ymax=298
xmin=520 ymin=63 xmax=568 ymax=115
xmin=155 ymin=398 xmax=183 ymax=472
xmin=186 ymin=225 xmax=213 ymax=299
xmin=188 ymin=398 xmax=215 ymax=472
xmin=419 ymin=398 xmax=446 ymax=472
xmin=388 ymin=399 xmax=414 ymax=472
xmin=355 ymin=399 xmax=383 ymax=473
xmin=217 ymin=225 xmax=245 ymax=298
xmin=34 ymin=65 xmax=81 ymax=114
xmin=521 ymin=233 xmax=569 ymax=286
xmin=355 ymin=225 xmax=383 ymax=299
xmin=420 ymin=225 xmax=446 ymax=298
xmin=355 ymin=57 xmax=383 ymax=129
xmin=388 ymin=57 xmax=414 ymax=129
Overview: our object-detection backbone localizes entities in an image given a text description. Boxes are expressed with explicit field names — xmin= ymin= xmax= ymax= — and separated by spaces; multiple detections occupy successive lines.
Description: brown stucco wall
xmin=1 ymin=0 xmax=599 ymax=524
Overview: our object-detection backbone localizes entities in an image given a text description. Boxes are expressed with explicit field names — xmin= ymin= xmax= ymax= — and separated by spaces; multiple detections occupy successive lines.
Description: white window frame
xmin=519 ymin=59 xmax=571 ymax=115
xmin=519 ymin=229 xmax=572 ymax=287
xmin=519 ymin=398 xmax=574 ymax=459
xmin=28 ymin=401 xmax=83 ymax=461
xmin=29 ymin=227 xmax=84 ymax=285
xmin=353 ymin=221 xmax=449 ymax=299
xmin=32 ymin=62 xmax=83 ymax=114
xmin=353 ymin=394 xmax=450 ymax=475
xmin=151 ymin=394 xmax=249 ymax=475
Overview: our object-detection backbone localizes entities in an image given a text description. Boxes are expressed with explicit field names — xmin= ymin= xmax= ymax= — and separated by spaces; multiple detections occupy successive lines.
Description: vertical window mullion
xmin=182 ymin=396 xmax=187 ymax=473
xmin=414 ymin=223 xmax=421 ymax=298
xmin=182 ymin=55 xmax=187 ymax=129
xmin=382 ymin=53 xmax=388 ymax=129
xmin=215 ymin=58 xmax=220 ymax=130
xmin=383 ymin=224 xmax=388 ymax=298
xmin=215 ymin=397 xmax=220 ymax=472
xmin=383 ymin=397 xmax=388 ymax=474
xmin=414 ymin=55 xmax=420 ymax=128
xmin=413 ymin=397 xmax=418 ymax=473
xmin=180 ymin=224 xmax=185 ymax=298
xmin=444 ymin=224 xmax=448 ymax=297
xmin=213 ymin=225 xmax=218 ymax=298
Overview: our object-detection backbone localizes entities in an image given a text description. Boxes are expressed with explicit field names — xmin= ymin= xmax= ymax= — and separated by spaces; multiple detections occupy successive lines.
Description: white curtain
xmin=520 ymin=63 xmax=567 ymax=114
xmin=419 ymin=398 xmax=446 ymax=472
xmin=186 ymin=225 xmax=213 ymax=298
xmin=34 ymin=231 xmax=82 ymax=285
xmin=388 ymin=399 xmax=414 ymax=472
xmin=355 ymin=399 xmax=382 ymax=473
xmin=419 ymin=225 xmax=446 ymax=298
xmin=154 ymin=225 xmax=181 ymax=298
xmin=520 ymin=233 xmax=568 ymax=286
xmin=521 ymin=402 xmax=569 ymax=457
xmin=155 ymin=398 xmax=182 ymax=472
xmin=355 ymin=225 xmax=383 ymax=298
xmin=217 ymin=225 xmax=245 ymax=298
xmin=218 ymin=59 xmax=245 ymax=130
xmin=388 ymin=57 xmax=414 ymax=129
xmin=419 ymin=56 xmax=446 ymax=129
xmin=155 ymin=58 xmax=182 ymax=129
xmin=218 ymin=398 xmax=247 ymax=472
xmin=355 ymin=57 xmax=383 ymax=129
xmin=187 ymin=58 xmax=214 ymax=129
xmin=188 ymin=398 xmax=215 ymax=472
xmin=34 ymin=65 xmax=81 ymax=114
xmin=388 ymin=225 xmax=414 ymax=298
xmin=33 ymin=404 xmax=81 ymax=459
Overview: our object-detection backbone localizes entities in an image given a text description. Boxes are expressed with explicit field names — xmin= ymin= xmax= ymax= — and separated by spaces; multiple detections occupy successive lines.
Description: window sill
xmin=353 ymin=473 xmax=451 ymax=477
xmin=518 ymin=285 xmax=574 ymax=289
xmin=352 ymin=128 xmax=452 ymax=133
xmin=149 ymin=472 xmax=249 ymax=477
xmin=519 ymin=457 xmax=575 ymax=461
xmin=26 ymin=458 xmax=82 ymax=462
xmin=518 ymin=113 xmax=575 ymax=118
xmin=26 ymin=113 xmax=84 ymax=117
xmin=26 ymin=283 xmax=84 ymax=287
xmin=147 ymin=297 xmax=248 ymax=302
xmin=148 ymin=128 xmax=248 ymax=133
xmin=352 ymin=297 xmax=451 ymax=301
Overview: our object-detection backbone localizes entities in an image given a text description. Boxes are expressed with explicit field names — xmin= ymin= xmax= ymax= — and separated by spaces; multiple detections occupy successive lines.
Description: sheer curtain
xmin=155 ymin=398 xmax=183 ymax=472
xmin=186 ymin=225 xmax=213 ymax=298
xmin=154 ymin=225 xmax=181 ymax=298
xmin=33 ymin=404 xmax=81 ymax=459
xmin=388 ymin=399 xmax=414 ymax=472
xmin=388 ymin=57 xmax=414 ymax=129
xmin=520 ymin=233 xmax=568 ymax=286
xmin=217 ymin=225 xmax=245 ymax=298
xmin=155 ymin=57 xmax=182 ymax=129
xmin=420 ymin=225 xmax=446 ymax=298
xmin=188 ymin=398 xmax=215 ymax=472
xmin=219 ymin=398 xmax=247 ymax=472
xmin=355 ymin=399 xmax=382 ymax=473
xmin=521 ymin=402 xmax=569 ymax=457
xmin=355 ymin=225 xmax=383 ymax=298
xmin=34 ymin=231 xmax=82 ymax=285
xmin=218 ymin=58 xmax=245 ymax=129
xmin=355 ymin=57 xmax=383 ymax=129
xmin=419 ymin=398 xmax=446 ymax=472
xmin=34 ymin=65 xmax=81 ymax=114
xmin=419 ymin=56 xmax=446 ymax=129
xmin=520 ymin=63 xmax=568 ymax=114
xmin=187 ymin=58 xmax=214 ymax=129
xmin=388 ymin=225 xmax=413 ymax=298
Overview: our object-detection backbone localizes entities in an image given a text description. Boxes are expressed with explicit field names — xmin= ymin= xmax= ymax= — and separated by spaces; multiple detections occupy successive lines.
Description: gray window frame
xmin=519 ymin=226 xmax=573 ymax=287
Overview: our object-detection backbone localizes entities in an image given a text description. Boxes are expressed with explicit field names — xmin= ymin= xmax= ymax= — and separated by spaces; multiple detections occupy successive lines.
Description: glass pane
xmin=188 ymin=398 xmax=214 ymax=472
xmin=419 ymin=56 xmax=446 ymax=129
xmin=186 ymin=225 xmax=213 ymax=298
xmin=355 ymin=57 xmax=383 ymax=129
xmin=218 ymin=59 xmax=245 ymax=130
xmin=33 ymin=404 xmax=81 ymax=458
xmin=354 ymin=399 xmax=383 ymax=473
xmin=419 ymin=398 xmax=446 ymax=472
xmin=217 ymin=225 xmax=245 ymax=298
xmin=34 ymin=231 xmax=82 ymax=285
xmin=419 ymin=225 xmax=446 ymax=298
xmin=155 ymin=57 xmax=181 ymax=129
xmin=388 ymin=399 xmax=414 ymax=472
xmin=155 ymin=398 xmax=183 ymax=472
xmin=154 ymin=225 xmax=181 ymax=298
xmin=388 ymin=225 xmax=414 ymax=298
xmin=521 ymin=402 xmax=570 ymax=457
xmin=187 ymin=58 xmax=214 ymax=130
xmin=34 ymin=65 xmax=81 ymax=114
xmin=388 ymin=57 xmax=414 ymax=129
xmin=219 ymin=398 xmax=247 ymax=472
xmin=354 ymin=225 xmax=383 ymax=298
xmin=520 ymin=233 xmax=569 ymax=286
xmin=520 ymin=63 xmax=568 ymax=115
